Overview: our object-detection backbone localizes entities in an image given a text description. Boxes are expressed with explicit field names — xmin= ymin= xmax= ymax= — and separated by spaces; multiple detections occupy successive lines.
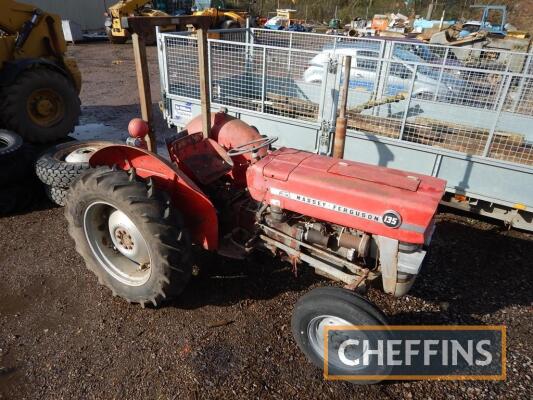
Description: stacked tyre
xmin=0 ymin=130 xmax=40 ymax=216
xmin=35 ymin=141 xmax=112 ymax=206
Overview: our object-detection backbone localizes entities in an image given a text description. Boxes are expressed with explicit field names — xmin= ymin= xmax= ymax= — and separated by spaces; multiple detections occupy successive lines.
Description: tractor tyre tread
xmin=0 ymin=68 xmax=81 ymax=144
xmin=65 ymin=166 xmax=192 ymax=306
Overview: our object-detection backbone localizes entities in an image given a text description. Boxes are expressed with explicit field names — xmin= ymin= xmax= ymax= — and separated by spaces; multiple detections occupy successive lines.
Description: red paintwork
xmin=167 ymin=132 xmax=233 ymax=185
xmin=185 ymin=112 xmax=265 ymax=186
xmin=89 ymin=145 xmax=219 ymax=250
xmin=128 ymin=118 xmax=149 ymax=138
xmin=246 ymin=148 xmax=446 ymax=244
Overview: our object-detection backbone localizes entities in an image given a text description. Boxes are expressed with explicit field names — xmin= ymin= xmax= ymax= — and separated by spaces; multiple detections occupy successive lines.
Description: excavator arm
xmin=105 ymin=0 xmax=170 ymax=43
xmin=108 ymin=0 xmax=157 ymax=19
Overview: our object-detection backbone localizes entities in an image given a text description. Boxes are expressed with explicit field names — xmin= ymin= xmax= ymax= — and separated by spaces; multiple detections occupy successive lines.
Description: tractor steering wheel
xmin=227 ymin=136 xmax=278 ymax=157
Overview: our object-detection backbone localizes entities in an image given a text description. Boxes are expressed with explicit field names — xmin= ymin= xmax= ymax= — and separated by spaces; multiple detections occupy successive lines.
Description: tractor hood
xmin=247 ymin=148 xmax=446 ymax=244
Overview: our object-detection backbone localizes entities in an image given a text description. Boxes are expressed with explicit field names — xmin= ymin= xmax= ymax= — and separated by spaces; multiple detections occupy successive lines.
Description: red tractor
xmin=65 ymin=112 xmax=446 ymax=378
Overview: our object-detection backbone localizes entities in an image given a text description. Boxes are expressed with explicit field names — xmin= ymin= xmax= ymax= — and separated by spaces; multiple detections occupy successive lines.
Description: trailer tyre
xmin=45 ymin=185 xmax=68 ymax=206
xmin=0 ymin=143 xmax=37 ymax=186
xmin=0 ymin=179 xmax=40 ymax=216
xmin=65 ymin=167 xmax=192 ymax=306
xmin=291 ymin=287 xmax=389 ymax=383
xmin=35 ymin=140 xmax=111 ymax=188
xmin=0 ymin=68 xmax=80 ymax=143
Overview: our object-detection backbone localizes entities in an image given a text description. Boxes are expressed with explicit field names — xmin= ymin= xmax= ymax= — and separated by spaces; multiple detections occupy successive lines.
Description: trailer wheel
xmin=65 ymin=167 xmax=191 ymax=306
xmin=291 ymin=287 xmax=389 ymax=383
xmin=0 ymin=68 xmax=80 ymax=143
xmin=45 ymin=185 xmax=68 ymax=206
xmin=35 ymin=140 xmax=111 ymax=188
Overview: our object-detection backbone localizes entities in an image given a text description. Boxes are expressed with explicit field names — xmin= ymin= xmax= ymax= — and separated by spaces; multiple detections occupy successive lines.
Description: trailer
xmin=156 ymin=28 xmax=533 ymax=231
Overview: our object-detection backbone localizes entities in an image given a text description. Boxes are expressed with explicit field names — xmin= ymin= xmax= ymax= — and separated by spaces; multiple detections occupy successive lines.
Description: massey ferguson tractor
xmin=64 ymin=111 xmax=446 ymax=379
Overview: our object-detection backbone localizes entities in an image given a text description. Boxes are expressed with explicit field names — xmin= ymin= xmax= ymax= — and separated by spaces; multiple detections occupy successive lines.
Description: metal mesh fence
xmin=161 ymin=29 xmax=533 ymax=166
xmin=165 ymin=35 xmax=200 ymax=99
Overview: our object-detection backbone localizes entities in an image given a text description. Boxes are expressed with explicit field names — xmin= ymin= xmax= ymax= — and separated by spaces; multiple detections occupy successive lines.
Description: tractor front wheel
xmin=291 ymin=287 xmax=389 ymax=383
xmin=65 ymin=167 xmax=191 ymax=307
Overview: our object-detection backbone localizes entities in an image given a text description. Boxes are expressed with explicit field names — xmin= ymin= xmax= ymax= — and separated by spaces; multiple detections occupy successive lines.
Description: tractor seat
xmin=168 ymin=132 xmax=234 ymax=185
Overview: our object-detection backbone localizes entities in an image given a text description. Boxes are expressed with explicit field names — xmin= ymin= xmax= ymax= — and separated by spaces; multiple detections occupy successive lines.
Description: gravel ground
xmin=1 ymin=42 xmax=532 ymax=400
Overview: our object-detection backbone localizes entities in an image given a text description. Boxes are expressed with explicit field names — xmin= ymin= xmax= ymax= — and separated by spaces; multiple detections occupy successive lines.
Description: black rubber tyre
xmin=106 ymin=27 xmax=128 ymax=44
xmin=0 ymin=144 xmax=37 ymax=186
xmin=65 ymin=166 xmax=192 ymax=306
xmin=0 ymin=179 xmax=40 ymax=216
xmin=291 ymin=287 xmax=389 ymax=383
xmin=0 ymin=130 xmax=23 ymax=158
xmin=35 ymin=140 xmax=111 ymax=188
xmin=0 ymin=68 xmax=81 ymax=144
xmin=45 ymin=185 xmax=68 ymax=207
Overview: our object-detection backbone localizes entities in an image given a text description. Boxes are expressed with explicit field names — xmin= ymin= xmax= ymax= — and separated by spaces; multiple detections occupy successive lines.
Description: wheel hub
xmin=65 ymin=147 xmax=98 ymax=163
xmin=27 ymin=88 xmax=65 ymax=127
xmin=115 ymin=228 xmax=134 ymax=250
xmin=307 ymin=314 xmax=370 ymax=371
xmin=36 ymin=98 xmax=54 ymax=116
xmin=108 ymin=209 xmax=149 ymax=264
xmin=83 ymin=202 xmax=152 ymax=286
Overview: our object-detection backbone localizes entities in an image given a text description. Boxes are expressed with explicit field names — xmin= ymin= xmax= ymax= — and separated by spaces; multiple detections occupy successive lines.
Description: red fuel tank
xmin=246 ymin=148 xmax=446 ymax=244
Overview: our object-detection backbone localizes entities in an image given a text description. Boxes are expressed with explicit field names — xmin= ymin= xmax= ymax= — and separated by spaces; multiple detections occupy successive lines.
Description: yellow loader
xmin=0 ymin=0 xmax=81 ymax=143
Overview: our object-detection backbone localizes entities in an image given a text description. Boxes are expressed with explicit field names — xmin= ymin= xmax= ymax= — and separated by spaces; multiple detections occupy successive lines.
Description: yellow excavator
xmin=105 ymin=0 xmax=249 ymax=45
xmin=105 ymin=0 xmax=172 ymax=45
xmin=0 ymin=0 xmax=81 ymax=143
xmin=192 ymin=0 xmax=248 ymax=29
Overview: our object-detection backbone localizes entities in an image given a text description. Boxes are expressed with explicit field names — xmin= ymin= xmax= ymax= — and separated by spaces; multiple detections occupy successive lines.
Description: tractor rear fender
xmin=89 ymin=145 xmax=219 ymax=250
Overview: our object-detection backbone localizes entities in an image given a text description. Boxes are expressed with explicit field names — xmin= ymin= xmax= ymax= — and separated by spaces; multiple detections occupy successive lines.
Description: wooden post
xmin=197 ymin=27 xmax=211 ymax=139
xmin=333 ymin=55 xmax=351 ymax=159
xmin=132 ymin=32 xmax=156 ymax=152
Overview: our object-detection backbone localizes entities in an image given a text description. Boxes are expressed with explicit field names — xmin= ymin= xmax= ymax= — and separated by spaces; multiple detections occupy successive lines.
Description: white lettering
xmin=338 ymin=339 xmax=360 ymax=366
xmin=452 ymin=340 xmax=473 ymax=366
xmin=363 ymin=340 xmax=384 ymax=366
xmin=476 ymin=340 xmax=493 ymax=366
xmin=405 ymin=340 xmax=421 ymax=366
xmin=424 ymin=340 xmax=439 ymax=366
xmin=387 ymin=340 xmax=402 ymax=366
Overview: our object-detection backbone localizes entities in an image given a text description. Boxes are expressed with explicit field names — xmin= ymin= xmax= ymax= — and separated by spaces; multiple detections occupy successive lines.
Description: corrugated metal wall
xmin=23 ymin=0 xmax=107 ymax=31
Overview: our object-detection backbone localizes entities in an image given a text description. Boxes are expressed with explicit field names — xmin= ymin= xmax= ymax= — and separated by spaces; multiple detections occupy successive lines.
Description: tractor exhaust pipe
xmin=197 ymin=27 xmax=212 ymax=139
xmin=333 ymin=55 xmax=351 ymax=159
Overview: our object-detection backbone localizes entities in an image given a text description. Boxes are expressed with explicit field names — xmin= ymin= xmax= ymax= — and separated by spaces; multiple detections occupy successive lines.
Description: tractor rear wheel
xmin=291 ymin=287 xmax=389 ymax=383
xmin=65 ymin=166 xmax=192 ymax=306
xmin=0 ymin=68 xmax=81 ymax=144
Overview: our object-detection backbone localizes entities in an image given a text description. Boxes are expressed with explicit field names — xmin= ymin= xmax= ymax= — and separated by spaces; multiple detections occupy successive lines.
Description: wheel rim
xmin=308 ymin=315 xmax=369 ymax=371
xmin=26 ymin=88 xmax=65 ymax=127
xmin=83 ymin=201 xmax=152 ymax=286
xmin=65 ymin=147 xmax=98 ymax=163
